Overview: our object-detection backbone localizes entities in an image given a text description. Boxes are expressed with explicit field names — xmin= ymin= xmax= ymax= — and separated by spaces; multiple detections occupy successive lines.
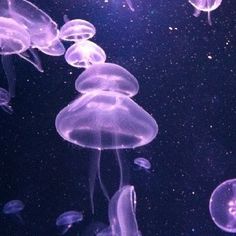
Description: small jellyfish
xmin=60 ymin=19 xmax=96 ymax=42
xmin=2 ymin=200 xmax=25 ymax=223
xmin=56 ymin=211 xmax=83 ymax=235
xmin=189 ymin=0 xmax=222 ymax=25
xmin=64 ymin=40 xmax=106 ymax=69
xmin=0 ymin=87 xmax=13 ymax=114
xmin=209 ymin=179 xmax=236 ymax=233
xmin=134 ymin=157 xmax=151 ymax=171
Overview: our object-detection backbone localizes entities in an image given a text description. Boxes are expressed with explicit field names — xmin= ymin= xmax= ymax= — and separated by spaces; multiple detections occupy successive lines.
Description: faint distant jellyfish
xmin=134 ymin=157 xmax=151 ymax=171
xmin=0 ymin=87 xmax=13 ymax=114
xmin=0 ymin=0 xmax=65 ymax=97
xmin=55 ymin=63 xmax=158 ymax=213
xmin=3 ymin=200 xmax=25 ymax=223
xmin=56 ymin=211 xmax=83 ymax=235
xmin=189 ymin=0 xmax=222 ymax=25
xmin=209 ymin=179 xmax=236 ymax=233
xmin=65 ymin=40 xmax=106 ymax=69
xmin=60 ymin=19 xmax=96 ymax=42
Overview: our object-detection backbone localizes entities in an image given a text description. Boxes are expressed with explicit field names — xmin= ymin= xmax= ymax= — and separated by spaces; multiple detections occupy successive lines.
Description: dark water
xmin=0 ymin=0 xmax=236 ymax=235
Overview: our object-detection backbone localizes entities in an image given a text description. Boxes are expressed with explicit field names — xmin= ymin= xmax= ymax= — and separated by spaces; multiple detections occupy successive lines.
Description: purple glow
xmin=65 ymin=40 xmax=106 ymax=69
xmin=134 ymin=157 xmax=151 ymax=170
xmin=126 ymin=0 xmax=135 ymax=11
xmin=209 ymin=179 xmax=236 ymax=233
xmin=75 ymin=63 xmax=139 ymax=97
xmin=60 ymin=19 xmax=96 ymax=42
xmin=108 ymin=185 xmax=141 ymax=236
xmin=0 ymin=87 xmax=12 ymax=114
xmin=189 ymin=0 xmax=222 ymax=25
xmin=3 ymin=200 xmax=25 ymax=215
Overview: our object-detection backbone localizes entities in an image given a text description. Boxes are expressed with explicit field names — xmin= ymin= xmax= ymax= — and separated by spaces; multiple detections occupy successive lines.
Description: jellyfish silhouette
xmin=134 ymin=157 xmax=151 ymax=171
xmin=189 ymin=0 xmax=222 ymax=25
xmin=55 ymin=63 xmax=158 ymax=213
xmin=209 ymin=179 xmax=236 ymax=233
xmin=0 ymin=87 xmax=13 ymax=114
xmin=0 ymin=0 xmax=65 ymax=97
xmin=64 ymin=40 xmax=106 ymax=69
xmin=60 ymin=19 xmax=96 ymax=42
xmin=98 ymin=185 xmax=141 ymax=236
xmin=56 ymin=211 xmax=83 ymax=235
xmin=2 ymin=200 xmax=25 ymax=224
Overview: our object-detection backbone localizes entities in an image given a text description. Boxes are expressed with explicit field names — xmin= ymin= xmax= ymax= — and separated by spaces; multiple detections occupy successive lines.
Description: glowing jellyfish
xmin=3 ymin=200 xmax=25 ymax=224
xmin=60 ymin=19 xmax=96 ymax=42
xmin=56 ymin=211 xmax=83 ymax=235
xmin=134 ymin=157 xmax=151 ymax=171
xmin=0 ymin=0 xmax=65 ymax=97
xmin=189 ymin=0 xmax=222 ymax=25
xmin=55 ymin=63 xmax=158 ymax=213
xmin=125 ymin=0 xmax=135 ymax=11
xmin=209 ymin=179 xmax=236 ymax=233
xmin=98 ymin=185 xmax=141 ymax=236
xmin=65 ymin=40 xmax=106 ymax=69
xmin=0 ymin=87 xmax=13 ymax=114
xmin=2 ymin=200 xmax=24 ymax=214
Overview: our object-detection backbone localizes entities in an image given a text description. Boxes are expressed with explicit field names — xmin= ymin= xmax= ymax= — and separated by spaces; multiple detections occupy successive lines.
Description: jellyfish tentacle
xmin=193 ymin=9 xmax=201 ymax=17
xmin=116 ymin=149 xmax=124 ymax=189
xmin=97 ymin=151 xmax=110 ymax=201
xmin=126 ymin=0 xmax=135 ymax=11
xmin=1 ymin=104 xmax=13 ymax=114
xmin=207 ymin=11 xmax=212 ymax=25
xmin=1 ymin=55 xmax=16 ymax=98
xmin=18 ymin=48 xmax=44 ymax=72
xmin=89 ymin=153 xmax=99 ymax=214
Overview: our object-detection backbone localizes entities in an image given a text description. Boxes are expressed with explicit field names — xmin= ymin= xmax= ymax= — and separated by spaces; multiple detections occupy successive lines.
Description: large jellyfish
xmin=55 ymin=63 xmax=158 ymax=213
xmin=0 ymin=0 xmax=65 ymax=97
xmin=189 ymin=0 xmax=222 ymax=25
xmin=209 ymin=179 xmax=236 ymax=233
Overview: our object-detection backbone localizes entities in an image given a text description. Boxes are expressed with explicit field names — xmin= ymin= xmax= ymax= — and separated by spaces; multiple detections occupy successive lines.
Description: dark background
xmin=0 ymin=0 xmax=236 ymax=235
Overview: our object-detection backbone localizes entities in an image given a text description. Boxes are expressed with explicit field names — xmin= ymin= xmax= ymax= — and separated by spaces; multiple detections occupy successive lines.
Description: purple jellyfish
xmin=60 ymin=19 xmax=96 ymax=42
xmin=0 ymin=0 xmax=65 ymax=97
xmin=3 ymin=200 xmax=25 ymax=223
xmin=0 ymin=87 xmax=13 ymax=114
xmin=64 ymin=40 xmax=106 ymax=69
xmin=98 ymin=185 xmax=141 ymax=236
xmin=189 ymin=0 xmax=222 ymax=25
xmin=55 ymin=63 xmax=158 ymax=213
xmin=209 ymin=179 xmax=236 ymax=233
xmin=56 ymin=211 xmax=83 ymax=235
xmin=134 ymin=157 xmax=151 ymax=171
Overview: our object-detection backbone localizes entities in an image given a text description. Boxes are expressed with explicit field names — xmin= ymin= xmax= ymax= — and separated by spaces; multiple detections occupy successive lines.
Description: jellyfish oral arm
xmin=126 ymin=0 xmax=135 ymax=11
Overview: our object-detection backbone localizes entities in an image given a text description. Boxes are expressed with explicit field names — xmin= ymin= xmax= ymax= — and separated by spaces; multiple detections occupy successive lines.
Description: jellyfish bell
xmin=60 ymin=19 xmax=96 ymax=42
xmin=0 ymin=87 xmax=13 ymax=114
xmin=209 ymin=179 xmax=236 ymax=233
xmin=65 ymin=40 xmax=106 ymax=69
xmin=189 ymin=0 xmax=222 ymax=25
xmin=56 ymin=92 xmax=157 ymax=150
xmin=134 ymin=157 xmax=151 ymax=171
xmin=56 ymin=211 xmax=83 ymax=235
xmin=75 ymin=63 xmax=139 ymax=97
xmin=108 ymin=185 xmax=141 ymax=236
xmin=2 ymin=200 xmax=25 ymax=215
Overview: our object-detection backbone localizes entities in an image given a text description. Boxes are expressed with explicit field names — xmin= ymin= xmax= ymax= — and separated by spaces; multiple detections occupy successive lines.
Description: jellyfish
xmin=97 ymin=185 xmax=141 ymax=236
xmin=189 ymin=0 xmax=222 ymax=25
xmin=134 ymin=157 xmax=151 ymax=171
xmin=209 ymin=179 xmax=236 ymax=233
xmin=0 ymin=87 xmax=13 ymax=114
xmin=125 ymin=0 xmax=135 ymax=12
xmin=56 ymin=211 xmax=83 ymax=235
xmin=2 ymin=200 xmax=25 ymax=223
xmin=60 ymin=19 xmax=96 ymax=42
xmin=0 ymin=0 xmax=65 ymax=97
xmin=55 ymin=63 xmax=158 ymax=213
xmin=64 ymin=40 xmax=106 ymax=69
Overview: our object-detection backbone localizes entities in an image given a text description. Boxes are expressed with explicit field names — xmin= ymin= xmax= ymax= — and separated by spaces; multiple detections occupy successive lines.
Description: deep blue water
xmin=0 ymin=0 xmax=236 ymax=235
